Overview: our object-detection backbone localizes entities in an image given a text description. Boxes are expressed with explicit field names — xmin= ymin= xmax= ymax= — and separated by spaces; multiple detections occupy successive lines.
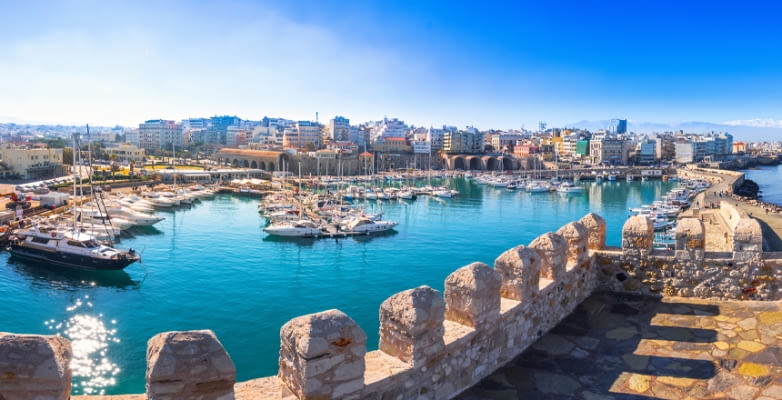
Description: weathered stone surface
xmin=579 ymin=213 xmax=606 ymax=250
xmin=528 ymin=232 xmax=567 ymax=281
xmin=494 ymin=245 xmax=541 ymax=302
xmin=733 ymin=217 xmax=762 ymax=252
xmin=0 ymin=333 xmax=72 ymax=400
xmin=556 ymin=221 xmax=589 ymax=267
xmin=622 ymin=215 xmax=653 ymax=253
xmin=445 ymin=262 xmax=501 ymax=327
xmin=147 ymin=330 xmax=235 ymax=400
xmin=379 ymin=286 xmax=444 ymax=367
xmin=279 ymin=310 xmax=365 ymax=400
xmin=675 ymin=218 xmax=705 ymax=250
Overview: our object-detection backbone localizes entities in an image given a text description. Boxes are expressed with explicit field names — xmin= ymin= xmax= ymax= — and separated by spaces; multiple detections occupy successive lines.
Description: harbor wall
xmin=2 ymin=210 xmax=780 ymax=400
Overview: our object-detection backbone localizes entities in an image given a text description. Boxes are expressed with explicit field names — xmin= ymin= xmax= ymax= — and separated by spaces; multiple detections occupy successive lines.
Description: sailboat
xmin=7 ymin=130 xmax=141 ymax=271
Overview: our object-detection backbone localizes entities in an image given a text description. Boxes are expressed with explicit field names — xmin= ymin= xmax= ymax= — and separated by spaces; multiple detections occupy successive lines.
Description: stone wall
xmin=2 ymin=211 xmax=780 ymax=400
xmin=595 ymin=209 xmax=779 ymax=300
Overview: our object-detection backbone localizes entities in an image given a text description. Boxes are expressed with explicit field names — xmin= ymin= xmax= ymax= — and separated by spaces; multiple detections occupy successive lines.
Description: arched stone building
xmin=444 ymin=154 xmax=517 ymax=171
xmin=217 ymin=149 xmax=297 ymax=172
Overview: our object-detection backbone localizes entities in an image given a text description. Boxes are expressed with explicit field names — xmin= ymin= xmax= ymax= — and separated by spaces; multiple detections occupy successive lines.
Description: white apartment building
xmin=328 ymin=116 xmax=351 ymax=142
xmin=138 ymin=120 xmax=183 ymax=151
xmin=226 ymin=126 xmax=249 ymax=148
xmin=371 ymin=118 xmax=406 ymax=143
xmin=283 ymin=121 xmax=322 ymax=149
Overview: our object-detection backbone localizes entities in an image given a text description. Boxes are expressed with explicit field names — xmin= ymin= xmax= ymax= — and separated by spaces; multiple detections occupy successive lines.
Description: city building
xmin=226 ymin=126 xmax=249 ymax=148
xmin=674 ymin=141 xmax=695 ymax=164
xmin=371 ymin=118 xmax=406 ymax=144
xmin=0 ymin=144 xmax=65 ymax=179
xmin=138 ymin=120 xmax=183 ymax=151
xmin=443 ymin=131 xmax=484 ymax=154
xmin=208 ymin=116 xmax=241 ymax=145
xmin=589 ymin=135 xmax=626 ymax=165
xmin=282 ymin=121 xmax=322 ymax=150
xmin=637 ymin=139 xmax=657 ymax=165
xmin=105 ymin=143 xmax=145 ymax=162
xmin=328 ymin=116 xmax=350 ymax=142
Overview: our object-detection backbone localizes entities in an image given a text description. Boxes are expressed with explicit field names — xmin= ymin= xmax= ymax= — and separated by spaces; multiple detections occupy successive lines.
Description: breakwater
xmin=3 ymin=202 xmax=780 ymax=399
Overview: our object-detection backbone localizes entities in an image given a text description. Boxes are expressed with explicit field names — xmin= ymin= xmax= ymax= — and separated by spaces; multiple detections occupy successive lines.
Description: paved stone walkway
xmin=457 ymin=292 xmax=782 ymax=400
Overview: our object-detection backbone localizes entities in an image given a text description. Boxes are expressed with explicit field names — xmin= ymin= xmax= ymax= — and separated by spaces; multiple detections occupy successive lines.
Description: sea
xmin=0 ymin=175 xmax=752 ymax=395
xmin=744 ymin=164 xmax=782 ymax=205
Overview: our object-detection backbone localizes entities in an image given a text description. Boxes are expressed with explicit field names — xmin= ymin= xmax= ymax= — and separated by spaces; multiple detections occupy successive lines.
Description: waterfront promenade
xmin=683 ymin=168 xmax=782 ymax=252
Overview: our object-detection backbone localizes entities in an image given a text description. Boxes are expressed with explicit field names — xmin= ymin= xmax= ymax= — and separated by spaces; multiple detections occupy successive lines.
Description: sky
xmin=2 ymin=0 xmax=782 ymax=132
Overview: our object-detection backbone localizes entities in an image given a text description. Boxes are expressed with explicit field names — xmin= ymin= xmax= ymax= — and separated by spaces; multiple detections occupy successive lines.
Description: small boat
xmin=556 ymin=182 xmax=585 ymax=193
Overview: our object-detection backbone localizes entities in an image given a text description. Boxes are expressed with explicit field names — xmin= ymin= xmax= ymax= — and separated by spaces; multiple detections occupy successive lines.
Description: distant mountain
xmin=565 ymin=120 xmax=782 ymax=142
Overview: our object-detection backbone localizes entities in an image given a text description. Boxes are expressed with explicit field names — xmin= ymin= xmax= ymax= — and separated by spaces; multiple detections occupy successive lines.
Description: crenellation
xmin=578 ymin=212 xmax=606 ymax=250
xmin=528 ymin=232 xmax=568 ymax=281
xmin=556 ymin=221 xmax=590 ymax=269
xmin=378 ymin=286 xmax=444 ymax=368
xmin=0 ymin=333 xmax=72 ymax=400
xmin=146 ymin=330 xmax=235 ymax=400
xmin=3 ymin=211 xmax=779 ymax=400
xmin=494 ymin=245 xmax=541 ymax=302
xmin=278 ymin=310 xmax=366 ymax=400
xmin=444 ymin=262 xmax=501 ymax=328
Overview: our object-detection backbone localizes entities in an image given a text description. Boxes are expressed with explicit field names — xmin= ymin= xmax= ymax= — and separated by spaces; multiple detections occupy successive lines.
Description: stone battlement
xmin=2 ymin=211 xmax=780 ymax=400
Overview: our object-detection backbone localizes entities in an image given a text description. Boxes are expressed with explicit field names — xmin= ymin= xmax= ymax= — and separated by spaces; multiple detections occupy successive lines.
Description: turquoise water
xmin=0 ymin=178 xmax=676 ymax=395
xmin=744 ymin=164 xmax=782 ymax=205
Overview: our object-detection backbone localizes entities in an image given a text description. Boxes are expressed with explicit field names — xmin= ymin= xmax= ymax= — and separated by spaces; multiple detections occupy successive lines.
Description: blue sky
xmin=1 ymin=0 xmax=782 ymax=131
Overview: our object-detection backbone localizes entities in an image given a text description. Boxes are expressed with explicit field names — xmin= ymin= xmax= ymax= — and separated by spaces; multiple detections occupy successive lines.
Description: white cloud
xmin=723 ymin=118 xmax=782 ymax=128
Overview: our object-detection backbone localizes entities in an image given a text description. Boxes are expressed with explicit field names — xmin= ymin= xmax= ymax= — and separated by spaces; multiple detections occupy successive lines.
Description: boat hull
xmin=8 ymin=244 xmax=138 ymax=271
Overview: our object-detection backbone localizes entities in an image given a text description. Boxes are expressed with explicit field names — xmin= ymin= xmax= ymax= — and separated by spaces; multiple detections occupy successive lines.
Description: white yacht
xmin=341 ymin=217 xmax=398 ymax=234
xmin=263 ymin=220 xmax=323 ymax=238
xmin=556 ymin=182 xmax=585 ymax=193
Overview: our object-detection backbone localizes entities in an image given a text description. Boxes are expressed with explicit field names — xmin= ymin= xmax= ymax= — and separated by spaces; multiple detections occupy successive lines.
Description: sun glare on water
xmin=45 ymin=295 xmax=121 ymax=395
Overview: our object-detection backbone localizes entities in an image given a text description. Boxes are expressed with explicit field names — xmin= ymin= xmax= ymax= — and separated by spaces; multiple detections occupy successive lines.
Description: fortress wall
xmin=4 ymin=212 xmax=780 ymax=400
xmin=595 ymin=212 xmax=778 ymax=300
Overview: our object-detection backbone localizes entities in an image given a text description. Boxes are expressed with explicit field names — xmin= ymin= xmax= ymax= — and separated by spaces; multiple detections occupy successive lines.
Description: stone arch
xmin=232 ymin=158 xmax=240 ymax=167
xmin=242 ymin=160 xmax=249 ymax=168
xmin=259 ymin=161 xmax=267 ymax=170
xmin=453 ymin=157 xmax=466 ymax=170
xmin=250 ymin=160 xmax=258 ymax=169
xmin=501 ymin=156 xmax=514 ymax=170
xmin=268 ymin=163 xmax=276 ymax=172
xmin=468 ymin=157 xmax=482 ymax=171
xmin=485 ymin=157 xmax=499 ymax=171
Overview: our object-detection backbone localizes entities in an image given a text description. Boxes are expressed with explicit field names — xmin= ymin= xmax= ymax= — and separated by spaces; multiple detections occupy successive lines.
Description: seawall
xmin=2 ymin=209 xmax=780 ymax=399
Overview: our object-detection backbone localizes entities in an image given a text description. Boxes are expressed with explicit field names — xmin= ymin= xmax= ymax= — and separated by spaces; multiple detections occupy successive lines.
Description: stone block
xmin=622 ymin=215 xmax=654 ymax=253
xmin=0 ymin=333 xmax=72 ymax=400
xmin=529 ymin=232 xmax=567 ymax=281
xmin=147 ymin=330 xmax=236 ymax=400
xmin=675 ymin=218 xmax=705 ymax=263
xmin=444 ymin=262 xmax=501 ymax=327
xmin=494 ymin=245 xmax=541 ymax=302
xmin=578 ymin=213 xmax=606 ymax=250
xmin=556 ymin=221 xmax=589 ymax=267
xmin=279 ymin=310 xmax=366 ymax=400
xmin=379 ymin=286 xmax=444 ymax=367
xmin=733 ymin=218 xmax=762 ymax=253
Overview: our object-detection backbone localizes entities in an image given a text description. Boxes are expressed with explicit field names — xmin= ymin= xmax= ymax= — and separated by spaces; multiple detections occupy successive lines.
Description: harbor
xmin=0 ymin=174 xmax=681 ymax=395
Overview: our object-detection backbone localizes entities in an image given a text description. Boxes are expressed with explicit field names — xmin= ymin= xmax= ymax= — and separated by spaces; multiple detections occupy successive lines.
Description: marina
xmin=0 ymin=175 xmax=680 ymax=395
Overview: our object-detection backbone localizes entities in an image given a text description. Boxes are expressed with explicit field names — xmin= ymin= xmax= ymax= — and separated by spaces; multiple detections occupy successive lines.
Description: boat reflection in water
xmin=7 ymin=257 xmax=141 ymax=291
